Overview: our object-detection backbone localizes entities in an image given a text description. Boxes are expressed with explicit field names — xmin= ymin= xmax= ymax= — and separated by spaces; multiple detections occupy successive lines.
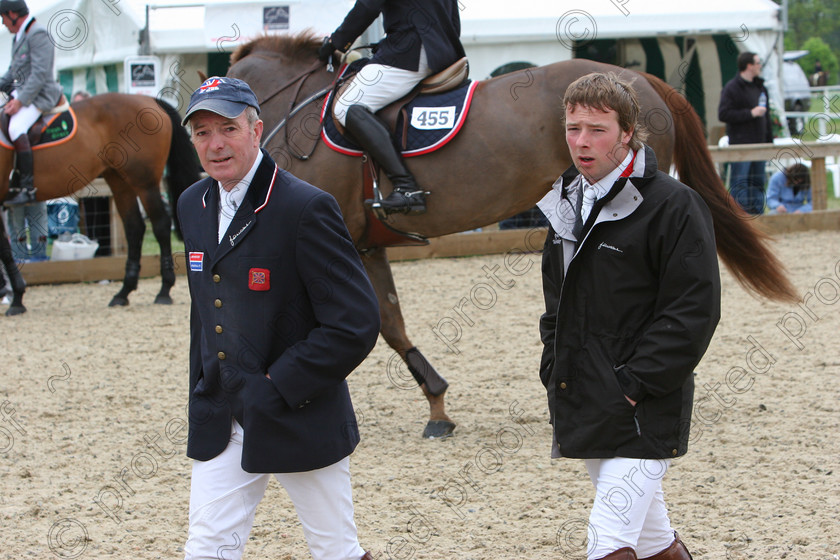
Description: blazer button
xmin=215 ymin=325 xmax=223 ymax=334
xmin=214 ymin=299 xmax=222 ymax=308
xmin=213 ymin=274 xmax=221 ymax=283
xmin=218 ymin=351 xmax=226 ymax=360
xmin=672 ymin=449 xmax=678 ymax=456
xmin=560 ymin=382 xmax=567 ymax=389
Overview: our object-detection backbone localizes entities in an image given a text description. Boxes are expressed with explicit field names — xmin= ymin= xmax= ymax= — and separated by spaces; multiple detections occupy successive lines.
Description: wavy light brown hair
xmin=562 ymin=72 xmax=648 ymax=151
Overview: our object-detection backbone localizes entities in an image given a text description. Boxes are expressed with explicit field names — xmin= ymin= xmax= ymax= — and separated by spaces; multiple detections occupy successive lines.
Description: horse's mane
xmin=230 ymin=31 xmax=321 ymax=65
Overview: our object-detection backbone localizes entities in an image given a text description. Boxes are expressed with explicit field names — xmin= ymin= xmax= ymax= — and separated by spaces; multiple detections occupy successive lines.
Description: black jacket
xmin=178 ymin=151 xmax=380 ymax=473
xmin=538 ymin=146 xmax=721 ymax=460
xmin=718 ymin=74 xmax=773 ymax=144
xmin=331 ymin=0 xmax=465 ymax=73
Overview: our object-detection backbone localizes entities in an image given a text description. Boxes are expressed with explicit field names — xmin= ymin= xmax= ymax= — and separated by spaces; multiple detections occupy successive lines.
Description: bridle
xmin=256 ymin=59 xmax=334 ymax=161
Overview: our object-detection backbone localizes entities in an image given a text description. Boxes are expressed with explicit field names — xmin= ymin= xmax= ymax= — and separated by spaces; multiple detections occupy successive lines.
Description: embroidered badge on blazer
xmin=189 ymin=252 xmax=204 ymax=272
xmin=248 ymin=268 xmax=270 ymax=291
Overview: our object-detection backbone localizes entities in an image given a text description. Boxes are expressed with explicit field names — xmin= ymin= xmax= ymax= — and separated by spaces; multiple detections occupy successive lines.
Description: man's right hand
xmin=318 ymin=36 xmax=336 ymax=63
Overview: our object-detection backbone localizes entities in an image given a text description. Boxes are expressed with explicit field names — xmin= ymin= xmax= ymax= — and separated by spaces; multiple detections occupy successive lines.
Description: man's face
xmin=745 ymin=56 xmax=762 ymax=80
xmin=565 ymin=104 xmax=632 ymax=185
xmin=190 ymin=109 xmax=263 ymax=190
xmin=1 ymin=12 xmax=17 ymax=32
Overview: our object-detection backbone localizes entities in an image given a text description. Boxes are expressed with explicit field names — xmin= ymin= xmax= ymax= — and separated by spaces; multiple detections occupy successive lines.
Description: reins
xmin=258 ymin=46 xmax=375 ymax=160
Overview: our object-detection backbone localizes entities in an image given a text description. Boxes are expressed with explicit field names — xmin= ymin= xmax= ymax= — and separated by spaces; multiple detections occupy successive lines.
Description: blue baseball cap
xmin=182 ymin=76 xmax=260 ymax=125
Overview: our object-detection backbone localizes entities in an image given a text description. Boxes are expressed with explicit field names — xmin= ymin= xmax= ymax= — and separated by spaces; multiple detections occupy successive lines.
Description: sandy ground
xmin=1 ymin=230 xmax=839 ymax=560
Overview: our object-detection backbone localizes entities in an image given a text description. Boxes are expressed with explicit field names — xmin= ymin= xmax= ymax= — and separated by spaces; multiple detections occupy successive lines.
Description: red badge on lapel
xmin=248 ymin=268 xmax=270 ymax=291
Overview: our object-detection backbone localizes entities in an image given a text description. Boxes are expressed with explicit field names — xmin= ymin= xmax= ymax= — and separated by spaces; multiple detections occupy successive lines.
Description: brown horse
xmin=0 ymin=94 xmax=200 ymax=315
xmin=227 ymin=32 xmax=796 ymax=438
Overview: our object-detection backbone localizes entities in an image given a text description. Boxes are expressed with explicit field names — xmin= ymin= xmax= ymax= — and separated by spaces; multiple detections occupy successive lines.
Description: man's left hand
xmin=4 ymin=98 xmax=21 ymax=115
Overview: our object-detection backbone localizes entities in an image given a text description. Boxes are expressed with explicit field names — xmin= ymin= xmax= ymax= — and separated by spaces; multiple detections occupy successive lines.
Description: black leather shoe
xmin=376 ymin=189 xmax=427 ymax=215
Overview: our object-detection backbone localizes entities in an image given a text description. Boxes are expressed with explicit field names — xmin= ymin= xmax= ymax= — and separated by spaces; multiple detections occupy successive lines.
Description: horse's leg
xmin=359 ymin=246 xmax=456 ymax=439
xmin=137 ymin=188 xmax=175 ymax=305
xmin=106 ymin=181 xmax=146 ymax=307
xmin=0 ymin=224 xmax=26 ymax=316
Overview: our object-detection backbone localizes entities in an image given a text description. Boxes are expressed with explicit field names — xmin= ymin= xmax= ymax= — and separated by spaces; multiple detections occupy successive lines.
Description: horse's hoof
xmin=422 ymin=420 xmax=456 ymax=439
xmin=108 ymin=296 xmax=129 ymax=307
xmin=154 ymin=295 xmax=173 ymax=305
xmin=5 ymin=305 xmax=26 ymax=316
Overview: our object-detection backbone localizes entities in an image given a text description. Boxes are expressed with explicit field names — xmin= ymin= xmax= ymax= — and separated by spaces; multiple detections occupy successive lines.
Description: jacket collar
xmin=199 ymin=149 xmax=278 ymax=263
xmin=539 ymin=145 xmax=658 ymax=240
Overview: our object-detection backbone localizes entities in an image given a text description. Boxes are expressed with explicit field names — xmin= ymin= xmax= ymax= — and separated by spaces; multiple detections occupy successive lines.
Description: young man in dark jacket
xmin=537 ymin=72 xmax=721 ymax=560
xmin=718 ymin=51 xmax=774 ymax=215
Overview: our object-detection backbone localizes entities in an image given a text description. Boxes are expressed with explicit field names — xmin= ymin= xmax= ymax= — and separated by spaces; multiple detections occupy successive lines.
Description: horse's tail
xmin=640 ymin=72 xmax=797 ymax=303
xmin=156 ymin=98 xmax=201 ymax=240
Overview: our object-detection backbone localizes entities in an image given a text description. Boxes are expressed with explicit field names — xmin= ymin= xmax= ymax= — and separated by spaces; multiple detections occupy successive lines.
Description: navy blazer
xmin=331 ymin=0 xmax=465 ymax=73
xmin=178 ymin=150 xmax=380 ymax=473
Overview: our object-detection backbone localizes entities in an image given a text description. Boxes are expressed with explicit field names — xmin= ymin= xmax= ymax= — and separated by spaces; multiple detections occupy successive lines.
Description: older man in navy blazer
xmin=178 ymin=76 xmax=380 ymax=560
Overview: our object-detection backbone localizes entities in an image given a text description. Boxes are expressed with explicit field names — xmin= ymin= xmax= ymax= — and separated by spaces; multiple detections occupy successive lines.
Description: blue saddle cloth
xmin=321 ymin=79 xmax=477 ymax=157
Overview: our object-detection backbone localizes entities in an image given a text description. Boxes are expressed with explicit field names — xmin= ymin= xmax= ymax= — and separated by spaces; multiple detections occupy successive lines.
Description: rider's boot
xmin=345 ymin=104 xmax=427 ymax=215
xmin=5 ymin=135 xmax=36 ymax=206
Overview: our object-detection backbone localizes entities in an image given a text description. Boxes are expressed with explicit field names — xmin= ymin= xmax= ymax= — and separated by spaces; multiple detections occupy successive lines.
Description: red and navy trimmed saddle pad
xmin=320 ymin=78 xmax=478 ymax=158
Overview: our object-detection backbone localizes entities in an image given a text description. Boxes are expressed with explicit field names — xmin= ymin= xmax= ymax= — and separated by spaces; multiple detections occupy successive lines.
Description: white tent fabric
xmin=4 ymin=0 xmax=783 ymax=135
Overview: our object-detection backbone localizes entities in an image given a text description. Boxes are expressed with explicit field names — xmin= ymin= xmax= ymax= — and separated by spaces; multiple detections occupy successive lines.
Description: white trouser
xmin=184 ymin=420 xmax=365 ymax=560
xmin=8 ymin=103 xmax=43 ymax=141
xmin=585 ymin=458 xmax=675 ymax=559
xmin=333 ymin=47 xmax=431 ymax=126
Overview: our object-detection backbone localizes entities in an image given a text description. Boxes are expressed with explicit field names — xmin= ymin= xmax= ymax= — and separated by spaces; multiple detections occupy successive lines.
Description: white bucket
xmin=51 ymin=233 xmax=99 ymax=261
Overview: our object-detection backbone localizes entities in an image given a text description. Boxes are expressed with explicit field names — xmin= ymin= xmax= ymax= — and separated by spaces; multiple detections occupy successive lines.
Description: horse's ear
xmin=197 ymin=70 xmax=208 ymax=82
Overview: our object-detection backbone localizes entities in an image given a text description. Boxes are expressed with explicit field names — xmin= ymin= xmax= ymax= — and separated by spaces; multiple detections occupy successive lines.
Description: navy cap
xmin=182 ymin=76 xmax=260 ymax=125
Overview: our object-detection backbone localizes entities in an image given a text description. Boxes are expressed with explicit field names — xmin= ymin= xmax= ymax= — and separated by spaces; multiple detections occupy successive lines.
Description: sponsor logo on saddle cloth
xmin=321 ymin=79 xmax=478 ymax=157
xmin=0 ymin=109 xmax=77 ymax=150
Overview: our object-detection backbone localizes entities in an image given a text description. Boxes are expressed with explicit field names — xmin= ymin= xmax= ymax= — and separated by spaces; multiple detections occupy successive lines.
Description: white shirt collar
xmin=217 ymin=151 xmax=262 ymax=243
xmin=582 ymin=149 xmax=635 ymax=201
xmin=15 ymin=15 xmax=34 ymax=43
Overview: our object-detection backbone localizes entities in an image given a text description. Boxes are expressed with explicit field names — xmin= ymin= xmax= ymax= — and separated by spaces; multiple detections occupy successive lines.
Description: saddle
xmin=326 ymin=57 xmax=472 ymax=154
xmin=0 ymin=94 xmax=74 ymax=148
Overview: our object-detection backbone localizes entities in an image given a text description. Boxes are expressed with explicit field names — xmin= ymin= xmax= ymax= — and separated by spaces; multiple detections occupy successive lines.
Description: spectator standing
xmin=718 ymin=51 xmax=773 ymax=215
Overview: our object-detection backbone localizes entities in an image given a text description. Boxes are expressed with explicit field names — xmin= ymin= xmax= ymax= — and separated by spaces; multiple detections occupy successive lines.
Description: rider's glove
xmin=318 ymin=37 xmax=336 ymax=63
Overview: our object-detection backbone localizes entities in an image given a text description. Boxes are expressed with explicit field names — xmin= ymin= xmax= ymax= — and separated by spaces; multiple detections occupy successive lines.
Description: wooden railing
xmin=707 ymin=141 xmax=840 ymax=211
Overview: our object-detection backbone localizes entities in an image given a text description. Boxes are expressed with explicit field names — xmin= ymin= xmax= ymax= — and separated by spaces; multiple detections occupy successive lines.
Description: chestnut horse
xmin=0 ymin=94 xmax=200 ymax=315
xmin=227 ymin=33 xmax=796 ymax=438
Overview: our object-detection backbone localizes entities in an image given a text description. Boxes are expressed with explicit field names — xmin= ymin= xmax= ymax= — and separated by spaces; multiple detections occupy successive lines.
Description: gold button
xmin=217 ymin=351 xmax=226 ymax=360
xmin=213 ymin=274 xmax=221 ymax=283
xmin=672 ymin=449 xmax=678 ymax=456
xmin=214 ymin=299 xmax=222 ymax=308
xmin=560 ymin=382 xmax=567 ymax=389
xmin=215 ymin=325 xmax=223 ymax=334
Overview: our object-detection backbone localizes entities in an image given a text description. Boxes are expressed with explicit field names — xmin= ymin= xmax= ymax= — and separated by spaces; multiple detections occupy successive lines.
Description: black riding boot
xmin=345 ymin=104 xmax=427 ymax=215
xmin=5 ymin=135 xmax=36 ymax=206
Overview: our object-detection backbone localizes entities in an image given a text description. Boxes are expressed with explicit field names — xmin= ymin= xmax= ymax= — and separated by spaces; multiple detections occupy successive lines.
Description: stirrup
xmin=371 ymin=189 xmax=428 ymax=216
xmin=4 ymin=187 xmax=36 ymax=206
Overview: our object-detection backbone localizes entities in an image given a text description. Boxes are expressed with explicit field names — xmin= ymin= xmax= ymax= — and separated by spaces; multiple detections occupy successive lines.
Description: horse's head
xmin=228 ymin=30 xmax=322 ymax=87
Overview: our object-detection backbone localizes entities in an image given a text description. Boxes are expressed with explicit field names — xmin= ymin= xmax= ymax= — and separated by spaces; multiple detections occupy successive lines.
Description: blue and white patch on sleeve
xmin=189 ymin=252 xmax=204 ymax=272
